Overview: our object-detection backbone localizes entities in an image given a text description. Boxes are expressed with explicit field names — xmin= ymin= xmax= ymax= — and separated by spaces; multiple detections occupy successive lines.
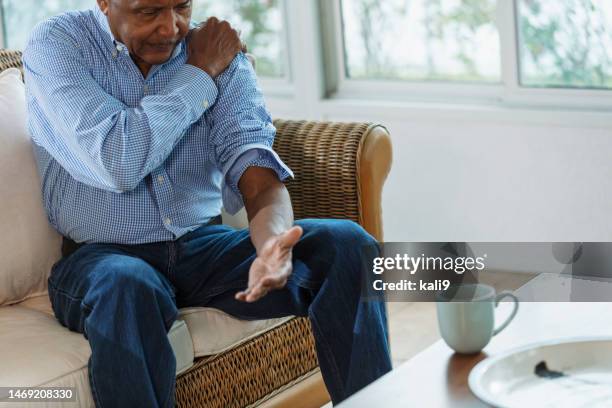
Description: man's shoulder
xmin=217 ymin=52 xmax=257 ymax=85
xmin=26 ymin=9 xmax=95 ymax=50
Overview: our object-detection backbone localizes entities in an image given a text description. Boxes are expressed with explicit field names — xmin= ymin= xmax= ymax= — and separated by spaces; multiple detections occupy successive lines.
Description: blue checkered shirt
xmin=22 ymin=8 xmax=293 ymax=245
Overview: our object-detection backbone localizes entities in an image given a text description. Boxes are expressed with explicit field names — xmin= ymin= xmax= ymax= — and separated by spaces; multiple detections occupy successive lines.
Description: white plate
xmin=469 ymin=337 xmax=612 ymax=408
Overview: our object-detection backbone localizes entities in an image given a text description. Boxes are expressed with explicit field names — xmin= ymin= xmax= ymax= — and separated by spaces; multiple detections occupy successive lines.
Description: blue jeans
xmin=47 ymin=219 xmax=392 ymax=407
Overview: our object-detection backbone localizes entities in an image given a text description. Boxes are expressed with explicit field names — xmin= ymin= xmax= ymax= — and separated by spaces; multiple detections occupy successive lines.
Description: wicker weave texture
xmin=0 ymin=49 xmax=23 ymax=73
xmin=176 ymin=317 xmax=318 ymax=408
xmin=273 ymin=120 xmax=367 ymax=224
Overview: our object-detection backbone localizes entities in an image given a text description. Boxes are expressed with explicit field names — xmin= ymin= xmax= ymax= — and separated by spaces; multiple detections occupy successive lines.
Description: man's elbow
xmin=239 ymin=167 xmax=284 ymax=203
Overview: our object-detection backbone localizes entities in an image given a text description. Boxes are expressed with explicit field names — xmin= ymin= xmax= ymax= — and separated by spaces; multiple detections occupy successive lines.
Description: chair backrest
xmin=0 ymin=53 xmax=62 ymax=305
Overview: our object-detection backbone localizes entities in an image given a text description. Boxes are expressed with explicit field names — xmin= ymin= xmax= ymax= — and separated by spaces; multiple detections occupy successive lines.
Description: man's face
xmin=98 ymin=0 xmax=192 ymax=67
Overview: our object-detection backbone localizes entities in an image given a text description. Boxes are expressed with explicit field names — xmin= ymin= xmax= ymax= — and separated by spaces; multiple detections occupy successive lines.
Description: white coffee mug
xmin=436 ymin=284 xmax=519 ymax=354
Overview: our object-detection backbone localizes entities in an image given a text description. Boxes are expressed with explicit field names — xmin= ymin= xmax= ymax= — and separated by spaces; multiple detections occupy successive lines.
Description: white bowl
xmin=469 ymin=337 xmax=612 ymax=408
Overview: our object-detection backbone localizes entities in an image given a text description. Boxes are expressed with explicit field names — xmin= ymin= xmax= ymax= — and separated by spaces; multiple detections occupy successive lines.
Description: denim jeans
xmin=47 ymin=218 xmax=392 ymax=407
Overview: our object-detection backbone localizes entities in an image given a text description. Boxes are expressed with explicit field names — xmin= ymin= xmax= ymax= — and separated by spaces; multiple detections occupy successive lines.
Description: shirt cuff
xmin=222 ymin=147 xmax=294 ymax=215
xmin=162 ymin=64 xmax=218 ymax=123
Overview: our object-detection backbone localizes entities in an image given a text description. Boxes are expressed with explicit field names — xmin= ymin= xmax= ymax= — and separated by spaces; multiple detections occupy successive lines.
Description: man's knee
xmin=298 ymin=219 xmax=376 ymax=249
xmin=295 ymin=219 xmax=378 ymax=289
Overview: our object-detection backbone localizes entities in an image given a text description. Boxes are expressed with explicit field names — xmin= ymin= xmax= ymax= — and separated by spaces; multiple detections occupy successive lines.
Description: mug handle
xmin=492 ymin=291 xmax=519 ymax=336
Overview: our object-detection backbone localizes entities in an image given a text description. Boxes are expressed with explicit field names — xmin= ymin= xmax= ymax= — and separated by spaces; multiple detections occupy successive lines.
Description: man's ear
xmin=97 ymin=0 xmax=110 ymax=15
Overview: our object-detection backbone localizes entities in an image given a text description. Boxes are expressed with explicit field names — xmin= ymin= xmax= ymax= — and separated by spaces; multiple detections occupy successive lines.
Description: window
xmin=1 ymin=0 xmax=610 ymax=110
xmin=339 ymin=0 xmax=612 ymax=101
xmin=340 ymin=0 xmax=500 ymax=83
xmin=0 ymin=0 xmax=286 ymax=78
xmin=517 ymin=0 xmax=612 ymax=89
xmin=191 ymin=0 xmax=286 ymax=78
xmin=2 ymin=0 xmax=93 ymax=50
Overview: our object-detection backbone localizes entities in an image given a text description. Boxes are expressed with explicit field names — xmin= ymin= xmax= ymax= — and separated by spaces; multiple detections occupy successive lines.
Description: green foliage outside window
xmin=342 ymin=0 xmax=501 ymax=83
xmin=2 ymin=0 xmax=611 ymax=88
xmin=343 ymin=0 xmax=612 ymax=89
xmin=3 ymin=0 xmax=91 ymax=51
xmin=191 ymin=0 xmax=285 ymax=78
xmin=518 ymin=0 xmax=612 ymax=89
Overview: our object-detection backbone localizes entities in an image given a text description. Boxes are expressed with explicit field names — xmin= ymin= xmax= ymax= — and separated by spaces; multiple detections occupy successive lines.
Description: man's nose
xmin=157 ymin=10 xmax=179 ymax=39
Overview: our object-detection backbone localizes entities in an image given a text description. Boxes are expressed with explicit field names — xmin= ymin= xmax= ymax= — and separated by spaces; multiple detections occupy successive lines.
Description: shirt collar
xmin=92 ymin=7 xmax=183 ymax=62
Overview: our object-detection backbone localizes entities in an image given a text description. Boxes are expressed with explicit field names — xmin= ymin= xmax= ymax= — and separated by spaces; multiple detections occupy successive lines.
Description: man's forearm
xmin=245 ymin=184 xmax=294 ymax=254
xmin=239 ymin=166 xmax=294 ymax=253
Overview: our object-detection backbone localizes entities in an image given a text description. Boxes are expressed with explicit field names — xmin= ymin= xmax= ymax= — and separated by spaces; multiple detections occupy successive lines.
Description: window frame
xmin=324 ymin=0 xmax=612 ymax=111
xmin=252 ymin=0 xmax=294 ymax=97
xmin=0 ymin=0 xmax=6 ymax=48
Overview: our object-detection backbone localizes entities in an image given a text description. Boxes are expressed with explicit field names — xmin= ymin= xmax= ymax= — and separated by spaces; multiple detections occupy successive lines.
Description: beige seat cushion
xmin=178 ymin=307 xmax=293 ymax=357
xmin=19 ymin=293 xmax=292 ymax=357
xmin=0 ymin=304 xmax=93 ymax=407
xmin=0 ymin=301 xmax=194 ymax=408
xmin=0 ymin=68 xmax=62 ymax=306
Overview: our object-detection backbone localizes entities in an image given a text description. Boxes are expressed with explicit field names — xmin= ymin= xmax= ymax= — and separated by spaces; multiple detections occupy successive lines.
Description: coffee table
xmin=340 ymin=301 xmax=612 ymax=407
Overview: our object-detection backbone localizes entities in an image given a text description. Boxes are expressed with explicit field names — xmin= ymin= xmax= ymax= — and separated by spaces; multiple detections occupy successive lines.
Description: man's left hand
xmin=235 ymin=226 xmax=303 ymax=303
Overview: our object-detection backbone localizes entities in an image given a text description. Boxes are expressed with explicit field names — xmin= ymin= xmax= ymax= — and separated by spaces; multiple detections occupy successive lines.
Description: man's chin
xmin=141 ymin=47 xmax=176 ymax=65
xmin=140 ymin=54 xmax=172 ymax=67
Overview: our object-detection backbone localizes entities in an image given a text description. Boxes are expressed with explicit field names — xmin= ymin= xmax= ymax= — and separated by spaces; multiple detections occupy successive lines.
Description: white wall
xmin=377 ymin=119 xmax=612 ymax=242
xmin=268 ymin=98 xmax=612 ymax=243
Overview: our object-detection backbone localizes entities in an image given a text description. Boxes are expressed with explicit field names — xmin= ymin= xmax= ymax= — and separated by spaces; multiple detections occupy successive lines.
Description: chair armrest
xmin=273 ymin=120 xmax=392 ymax=241
xmin=0 ymin=50 xmax=23 ymax=76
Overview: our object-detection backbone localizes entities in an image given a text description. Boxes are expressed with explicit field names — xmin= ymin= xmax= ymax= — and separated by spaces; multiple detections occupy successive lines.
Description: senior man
xmin=22 ymin=0 xmax=391 ymax=406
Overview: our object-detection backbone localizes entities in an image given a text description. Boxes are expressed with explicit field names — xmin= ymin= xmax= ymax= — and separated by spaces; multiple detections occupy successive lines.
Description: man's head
xmin=97 ymin=0 xmax=192 ymax=69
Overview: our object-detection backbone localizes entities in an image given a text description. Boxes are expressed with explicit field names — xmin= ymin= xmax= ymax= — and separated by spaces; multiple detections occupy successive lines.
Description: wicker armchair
xmin=0 ymin=49 xmax=393 ymax=407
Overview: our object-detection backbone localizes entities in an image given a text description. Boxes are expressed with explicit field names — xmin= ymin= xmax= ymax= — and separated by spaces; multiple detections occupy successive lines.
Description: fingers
xmin=210 ymin=18 xmax=241 ymax=51
xmin=245 ymin=284 xmax=269 ymax=302
xmin=234 ymin=273 xmax=289 ymax=303
xmin=235 ymin=280 xmax=279 ymax=303
xmin=189 ymin=16 xmax=243 ymax=74
xmin=204 ymin=16 xmax=218 ymax=26
xmin=235 ymin=290 xmax=247 ymax=302
xmin=234 ymin=288 xmax=251 ymax=302
xmin=278 ymin=226 xmax=303 ymax=250
xmin=234 ymin=284 xmax=267 ymax=303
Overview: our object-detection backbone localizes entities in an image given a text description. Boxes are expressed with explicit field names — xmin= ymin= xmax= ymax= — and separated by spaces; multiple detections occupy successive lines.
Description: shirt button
xmin=143 ymin=85 xmax=149 ymax=94
xmin=164 ymin=218 xmax=172 ymax=226
xmin=202 ymin=100 xmax=209 ymax=109
xmin=157 ymin=175 xmax=164 ymax=183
